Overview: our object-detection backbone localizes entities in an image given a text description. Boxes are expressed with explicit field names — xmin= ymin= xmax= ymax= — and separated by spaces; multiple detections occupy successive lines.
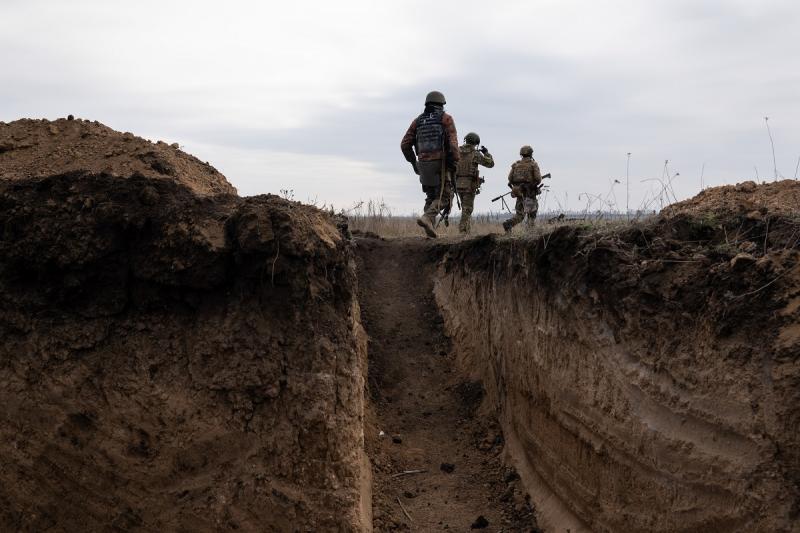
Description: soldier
xmin=455 ymin=132 xmax=494 ymax=234
xmin=400 ymin=90 xmax=460 ymax=238
xmin=502 ymin=145 xmax=542 ymax=233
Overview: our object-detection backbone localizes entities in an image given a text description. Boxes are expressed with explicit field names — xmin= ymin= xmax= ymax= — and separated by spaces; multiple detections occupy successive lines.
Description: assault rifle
xmin=435 ymin=171 xmax=460 ymax=228
xmin=491 ymin=173 xmax=551 ymax=203
xmin=491 ymin=173 xmax=550 ymax=212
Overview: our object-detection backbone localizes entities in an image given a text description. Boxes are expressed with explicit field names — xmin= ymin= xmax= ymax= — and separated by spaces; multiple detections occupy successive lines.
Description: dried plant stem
xmin=626 ymin=152 xmax=631 ymax=220
xmin=396 ymin=496 xmax=413 ymax=523
xmin=700 ymin=162 xmax=706 ymax=190
xmin=391 ymin=469 xmax=427 ymax=478
xmin=765 ymin=116 xmax=778 ymax=181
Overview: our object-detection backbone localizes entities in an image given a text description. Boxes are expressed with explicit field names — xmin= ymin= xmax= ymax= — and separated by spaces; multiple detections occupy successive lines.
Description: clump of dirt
xmin=433 ymin=181 xmax=800 ymax=532
xmin=0 ymin=122 xmax=369 ymax=531
xmin=0 ymin=118 xmax=236 ymax=196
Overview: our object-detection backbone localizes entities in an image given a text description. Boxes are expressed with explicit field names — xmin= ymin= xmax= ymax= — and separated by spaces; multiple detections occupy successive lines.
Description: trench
xmin=356 ymin=237 xmax=538 ymax=532
xmin=356 ymin=229 xmax=799 ymax=533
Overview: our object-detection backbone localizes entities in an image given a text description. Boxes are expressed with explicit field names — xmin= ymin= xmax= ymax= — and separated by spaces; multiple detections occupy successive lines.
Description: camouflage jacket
xmin=400 ymin=108 xmax=460 ymax=164
xmin=455 ymin=144 xmax=494 ymax=177
xmin=508 ymin=156 xmax=542 ymax=186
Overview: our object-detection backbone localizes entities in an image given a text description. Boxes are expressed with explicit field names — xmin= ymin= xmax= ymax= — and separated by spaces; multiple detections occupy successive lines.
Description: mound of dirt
xmin=0 ymin=124 xmax=369 ymax=531
xmin=0 ymin=118 xmax=236 ymax=196
xmin=433 ymin=181 xmax=800 ymax=531
xmin=665 ymin=179 xmax=800 ymax=219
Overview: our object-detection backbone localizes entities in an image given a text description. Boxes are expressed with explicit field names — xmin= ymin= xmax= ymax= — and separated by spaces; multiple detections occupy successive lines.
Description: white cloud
xmin=185 ymin=141 xmax=419 ymax=212
xmin=2 ymin=0 xmax=799 ymax=212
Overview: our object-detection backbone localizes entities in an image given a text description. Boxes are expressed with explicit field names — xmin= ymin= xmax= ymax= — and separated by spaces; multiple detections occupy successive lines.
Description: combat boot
xmin=416 ymin=216 xmax=437 ymax=238
xmin=502 ymin=220 xmax=513 ymax=234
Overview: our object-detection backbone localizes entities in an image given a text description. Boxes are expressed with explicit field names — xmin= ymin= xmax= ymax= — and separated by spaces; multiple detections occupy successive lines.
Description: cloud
xmin=1 ymin=0 xmax=799 ymax=213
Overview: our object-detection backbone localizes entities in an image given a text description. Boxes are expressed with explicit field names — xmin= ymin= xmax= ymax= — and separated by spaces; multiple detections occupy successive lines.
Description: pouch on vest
xmin=415 ymin=110 xmax=444 ymax=155
xmin=455 ymin=176 xmax=475 ymax=191
xmin=418 ymin=160 xmax=442 ymax=187
xmin=455 ymin=147 xmax=477 ymax=178
xmin=511 ymin=160 xmax=534 ymax=184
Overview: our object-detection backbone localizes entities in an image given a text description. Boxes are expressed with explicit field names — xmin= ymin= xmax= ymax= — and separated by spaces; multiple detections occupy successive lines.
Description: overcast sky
xmin=2 ymin=0 xmax=798 ymax=214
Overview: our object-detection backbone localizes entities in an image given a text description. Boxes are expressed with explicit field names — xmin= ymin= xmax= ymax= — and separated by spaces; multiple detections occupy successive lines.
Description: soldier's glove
xmin=410 ymin=160 xmax=419 ymax=175
xmin=510 ymin=185 xmax=522 ymax=198
xmin=479 ymin=146 xmax=489 ymax=154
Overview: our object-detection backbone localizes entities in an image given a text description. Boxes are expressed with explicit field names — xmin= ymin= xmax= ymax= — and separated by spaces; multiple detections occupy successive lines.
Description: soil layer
xmin=433 ymin=185 xmax=800 ymax=532
xmin=0 ymin=170 xmax=369 ymax=532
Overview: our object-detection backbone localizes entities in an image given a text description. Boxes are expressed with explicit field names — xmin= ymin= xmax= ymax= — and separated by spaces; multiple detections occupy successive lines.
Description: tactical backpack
xmin=415 ymin=109 xmax=444 ymax=155
xmin=456 ymin=146 xmax=479 ymax=177
xmin=455 ymin=145 xmax=479 ymax=191
xmin=510 ymin=159 xmax=539 ymax=185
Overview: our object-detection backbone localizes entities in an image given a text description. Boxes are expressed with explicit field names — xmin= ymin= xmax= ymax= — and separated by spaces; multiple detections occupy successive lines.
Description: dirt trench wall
xmin=0 ymin=173 xmax=370 ymax=532
xmin=433 ymin=225 xmax=800 ymax=532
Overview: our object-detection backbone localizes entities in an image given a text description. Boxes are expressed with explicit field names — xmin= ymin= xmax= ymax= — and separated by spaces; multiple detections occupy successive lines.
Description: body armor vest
xmin=456 ymin=146 xmax=479 ymax=177
xmin=415 ymin=109 xmax=444 ymax=155
xmin=511 ymin=159 xmax=538 ymax=184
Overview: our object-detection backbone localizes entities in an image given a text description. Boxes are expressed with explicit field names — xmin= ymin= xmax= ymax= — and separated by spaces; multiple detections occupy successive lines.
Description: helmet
xmin=520 ymin=145 xmax=533 ymax=156
xmin=464 ymin=132 xmax=480 ymax=145
xmin=425 ymin=90 xmax=446 ymax=105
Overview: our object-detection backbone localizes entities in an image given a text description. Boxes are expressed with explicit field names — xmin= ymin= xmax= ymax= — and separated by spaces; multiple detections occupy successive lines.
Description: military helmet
xmin=464 ymin=132 xmax=480 ymax=145
xmin=425 ymin=90 xmax=446 ymax=105
xmin=520 ymin=145 xmax=533 ymax=156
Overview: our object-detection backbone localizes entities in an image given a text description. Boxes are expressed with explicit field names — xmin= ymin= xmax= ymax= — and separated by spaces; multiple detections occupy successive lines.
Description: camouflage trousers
xmin=422 ymin=181 xmax=453 ymax=225
xmin=505 ymin=194 xmax=538 ymax=231
xmin=457 ymin=189 xmax=476 ymax=234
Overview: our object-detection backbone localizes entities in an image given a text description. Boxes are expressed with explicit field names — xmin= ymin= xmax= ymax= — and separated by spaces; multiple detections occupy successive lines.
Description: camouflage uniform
xmin=503 ymin=155 xmax=542 ymax=232
xmin=401 ymin=99 xmax=459 ymax=236
xmin=454 ymin=144 xmax=494 ymax=233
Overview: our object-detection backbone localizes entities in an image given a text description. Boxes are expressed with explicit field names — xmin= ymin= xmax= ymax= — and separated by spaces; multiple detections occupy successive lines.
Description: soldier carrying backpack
xmin=502 ymin=145 xmax=543 ymax=233
xmin=400 ymin=91 xmax=460 ymax=238
xmin=454 ymin=132 xmax=494 ymax=234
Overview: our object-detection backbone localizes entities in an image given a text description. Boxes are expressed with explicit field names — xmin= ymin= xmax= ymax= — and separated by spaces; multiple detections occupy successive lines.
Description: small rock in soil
xmin=471 ymin=515 xmax=489 ymax=529
xmin=440 ymin=462 xmax=455 ymax=473
xmin=504 ymin=468 xmax=520 ymax=483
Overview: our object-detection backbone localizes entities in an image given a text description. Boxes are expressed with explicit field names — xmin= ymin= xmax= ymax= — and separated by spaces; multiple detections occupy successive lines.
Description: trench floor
xmin=356 ymin=236 xmax=536 ymax=532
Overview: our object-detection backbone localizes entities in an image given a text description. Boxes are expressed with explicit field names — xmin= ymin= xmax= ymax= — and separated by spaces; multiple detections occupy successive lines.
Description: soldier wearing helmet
xmin=502 ymin=145 xmax=543 ymax=233
xmin=454 ymin=132 xmax=494 ymax=234
xmin=400 ymin=90 xmax=460 ymax=238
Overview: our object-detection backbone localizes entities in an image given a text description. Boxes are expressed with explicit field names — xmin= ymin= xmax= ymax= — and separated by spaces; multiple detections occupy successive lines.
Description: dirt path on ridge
xmin=356 ymin=237 xmax=538 ymax=532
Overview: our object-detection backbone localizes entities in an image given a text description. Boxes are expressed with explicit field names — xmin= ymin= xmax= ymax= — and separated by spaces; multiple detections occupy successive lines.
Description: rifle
xmin=491 ymin=173 xmax=551 ymax=211
xmin=492 ymin=173 xmax=551 ymax=202
xmin=436 ymin=175 xmax=459 ymax=228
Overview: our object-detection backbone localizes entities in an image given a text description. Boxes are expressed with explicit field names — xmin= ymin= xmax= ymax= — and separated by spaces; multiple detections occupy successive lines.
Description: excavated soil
xmin=667 ymin=179 xmax=800 ymax=219
xmin=357 ymin=238 xmax=538 ymax=532
xmin=0 ymin=120 xmax=369 ymax=531
xmin=433 ymin=180 xmax=800 ymax=532
xmin=0 ymin=118 xmax=236 ymax=196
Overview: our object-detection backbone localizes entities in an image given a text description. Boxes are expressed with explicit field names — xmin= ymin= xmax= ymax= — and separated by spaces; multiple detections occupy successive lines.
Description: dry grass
xmin=344 ymin=199 xmax=638 ymax=239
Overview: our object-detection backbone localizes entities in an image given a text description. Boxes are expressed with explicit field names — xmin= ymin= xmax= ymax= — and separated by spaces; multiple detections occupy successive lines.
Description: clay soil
xmin=356 ymin=237 xmax=539 ymax=532
xmin=0 ymin=119 xmax=369 ymax=532
xmin=0 ymin=117 xmax=236 ymax=196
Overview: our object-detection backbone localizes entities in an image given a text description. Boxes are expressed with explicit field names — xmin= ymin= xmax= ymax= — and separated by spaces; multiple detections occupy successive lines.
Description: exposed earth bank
xmin=0 ymin=119 xmax=370 ymax=531
xmin=432 ymin=180 xmax=800 ymax=532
